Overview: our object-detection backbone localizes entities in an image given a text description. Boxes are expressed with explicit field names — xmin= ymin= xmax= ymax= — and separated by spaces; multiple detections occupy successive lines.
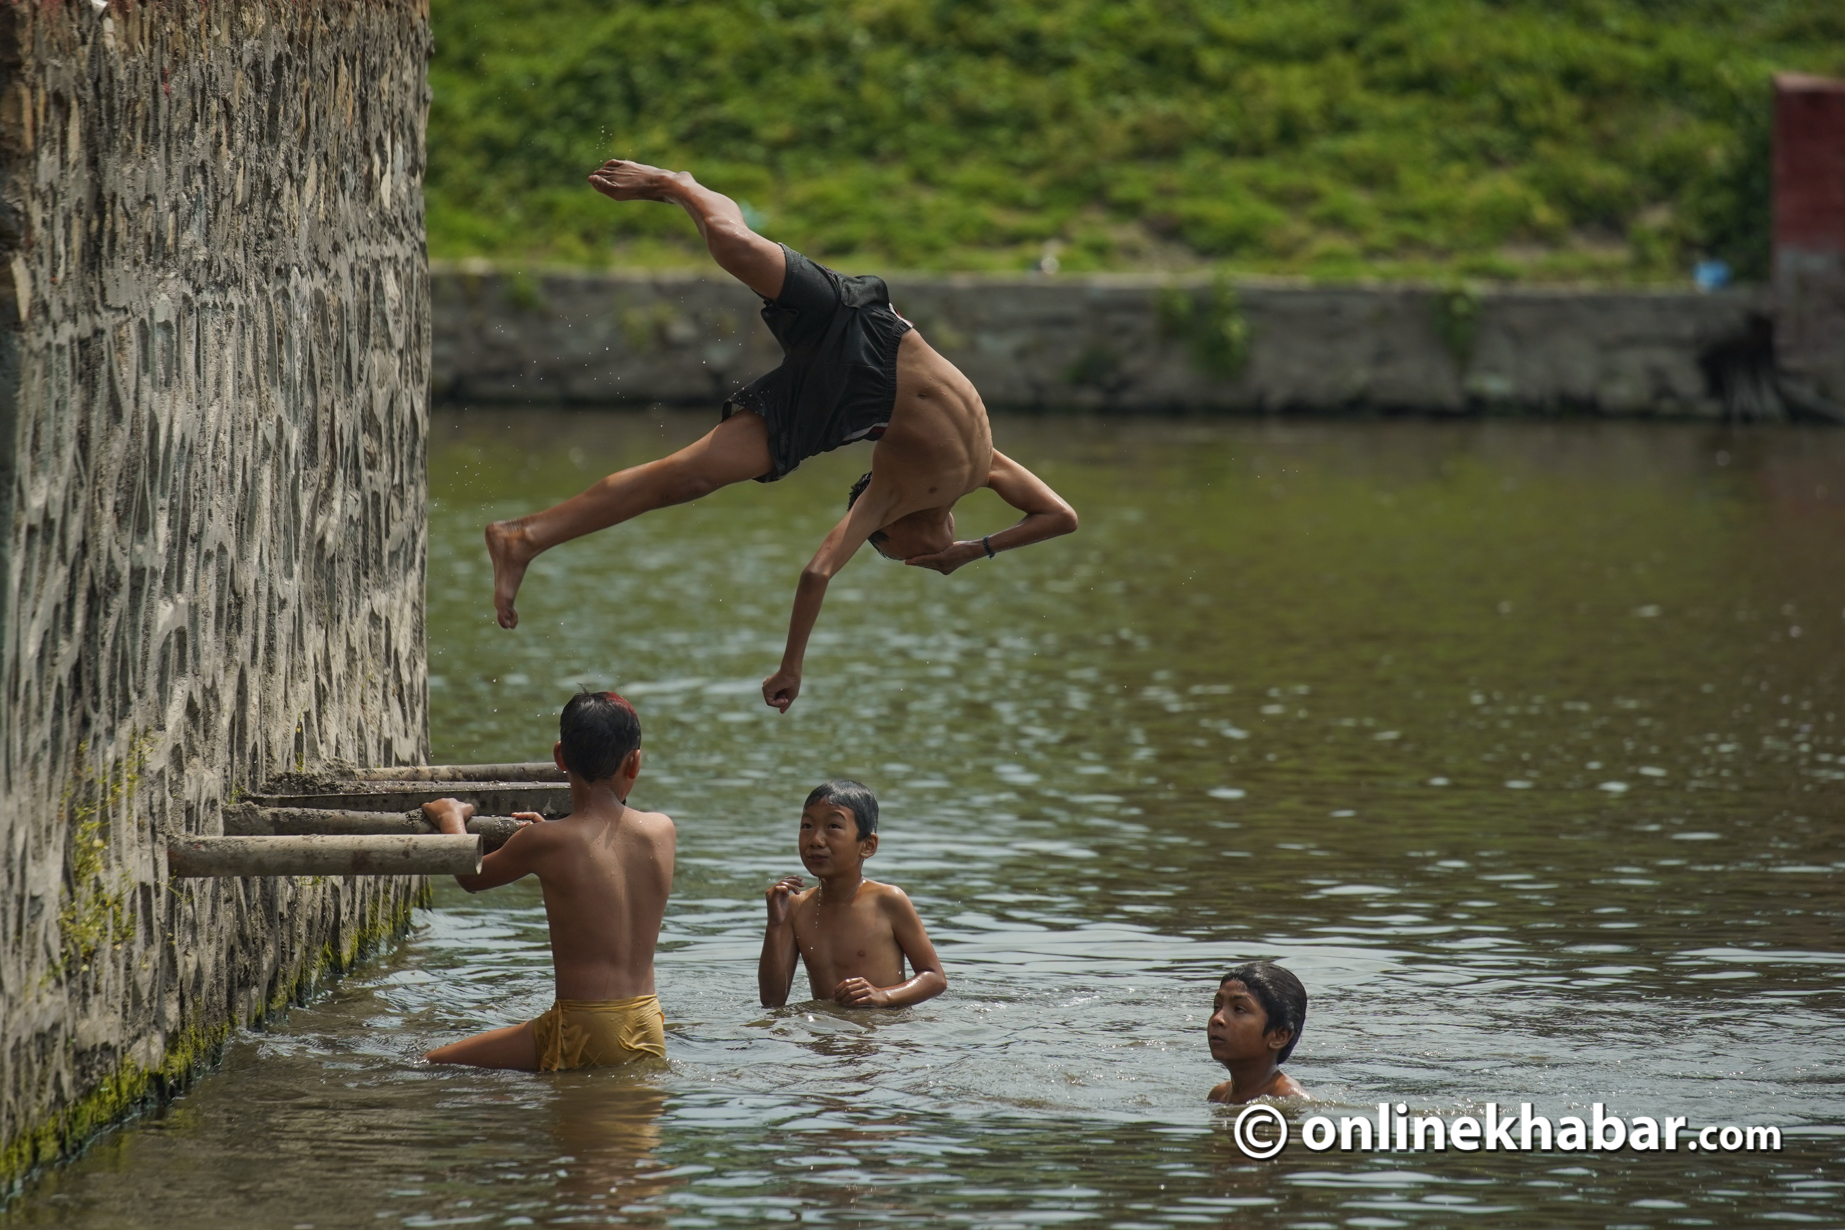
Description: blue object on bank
xmin=1694 ymin=259 xmax=1731 ymax=291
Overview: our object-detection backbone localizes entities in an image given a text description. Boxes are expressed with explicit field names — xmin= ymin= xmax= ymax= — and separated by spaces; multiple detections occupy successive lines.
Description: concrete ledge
xmin=432 ymin=264 xmax=1775 ymax=419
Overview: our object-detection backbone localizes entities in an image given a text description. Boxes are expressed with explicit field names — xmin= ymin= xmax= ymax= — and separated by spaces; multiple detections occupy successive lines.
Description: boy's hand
xmin=510 ymin=811 xmax=543 ymax=827
xmin=765 ymin=875 xmax=803 ymax=926
xmin=903 ymin=540 xmax=987 ymax=575
xmin=420 ymin=798 xmax=475 ymax=835
xmin=762 ymin=667 xmax=802 ymax=713
xmin=832 ymin=977 xmax=892 ymax=1008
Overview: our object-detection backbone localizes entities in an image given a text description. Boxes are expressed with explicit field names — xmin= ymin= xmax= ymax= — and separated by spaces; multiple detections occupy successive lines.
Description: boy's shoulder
xmin=622 ymin=805 xmax=675 ymax=834
xmin=861 ymin=878 xmax=919 ymax=912
xmin=530 ymin=804 xmax=675 ymax=849
xmin=560 ymin=803 xmax=675 ymax=831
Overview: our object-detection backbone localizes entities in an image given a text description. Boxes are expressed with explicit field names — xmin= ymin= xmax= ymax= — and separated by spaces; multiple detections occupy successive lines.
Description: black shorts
xmin=723 ymin=246 xmax=912 ymax=482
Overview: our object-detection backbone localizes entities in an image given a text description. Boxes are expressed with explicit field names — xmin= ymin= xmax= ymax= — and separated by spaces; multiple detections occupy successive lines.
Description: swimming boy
xmin=1206 ymin=961 xmax=1309 ymax=1104
xmin=484 ymin=159 xmax=1080 ymax=713
xmin=421 ymin=691 xmax=675 ymax=1071
xmin=758 ymin=780 xmax=946 ymax=1008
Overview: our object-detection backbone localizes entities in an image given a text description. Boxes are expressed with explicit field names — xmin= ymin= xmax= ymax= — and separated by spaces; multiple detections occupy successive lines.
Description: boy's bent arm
xmin=902 ymin=451 xmax=1078 ymax=575
xmin=423 ymin=800 xmax=543 ymax=893
xmin=759 ymin=879 xmax=804 ymax=1007
xmin=880 ymin=888 xmax=948 ymax=1007
xmin=980 ymin=451 xmax=1078 ymax=552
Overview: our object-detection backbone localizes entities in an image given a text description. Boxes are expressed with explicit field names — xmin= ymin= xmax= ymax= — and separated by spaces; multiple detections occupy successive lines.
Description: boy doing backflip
xmin=759 ymin=780 xmax=946 ymax=1009
xmin=485 ymin=160 xmax=1079 ymax=713
xmin=422 ymin=691 xmax=675 ymax=1071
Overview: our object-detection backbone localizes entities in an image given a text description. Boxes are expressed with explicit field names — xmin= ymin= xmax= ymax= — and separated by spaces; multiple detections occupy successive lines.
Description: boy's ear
xmin=1266 ymin=1026 xmax=1293 ymax=1054
xmin=552 ymin=741 xmax=568 ymax=774
xmin=860 ymin=832 xmax=879 ymax=858
xmin=620 ymin=747 xmax=643 ymax=779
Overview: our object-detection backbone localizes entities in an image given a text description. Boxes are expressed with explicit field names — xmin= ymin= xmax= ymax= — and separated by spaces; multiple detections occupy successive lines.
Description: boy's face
xmin=798 ymin=801 xmax=875 ymax=876
xmin=1208 ymin=979 xmax=1287 ymax=1065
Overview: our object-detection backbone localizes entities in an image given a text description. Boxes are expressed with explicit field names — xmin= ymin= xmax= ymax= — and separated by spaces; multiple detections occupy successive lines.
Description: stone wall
xmin=432 ymin=263 xmax=1780 ymax=419
xmin=0 ymin=0 xmax=431 ymax=1188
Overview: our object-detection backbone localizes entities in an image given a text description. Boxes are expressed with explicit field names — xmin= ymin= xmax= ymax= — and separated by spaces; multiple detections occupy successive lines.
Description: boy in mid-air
xmin=422 ymin=691 xmax=675 ymax=1071
xmin=1206 ymin=961 xmax=1309 ymax=1104
xmin=484 ymin=159 xmax=1079 ymax=713
xmin=758 ymin=780 xmax=946 ymax=1008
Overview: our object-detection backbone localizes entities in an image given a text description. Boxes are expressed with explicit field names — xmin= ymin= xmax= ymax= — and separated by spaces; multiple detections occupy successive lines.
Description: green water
xmin=9 ymin=411 xmax=1843 ymax=1227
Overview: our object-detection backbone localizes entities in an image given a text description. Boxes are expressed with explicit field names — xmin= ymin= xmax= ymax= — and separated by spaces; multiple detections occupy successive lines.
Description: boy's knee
xmin=707 ymin=219 xmax=763 ymax=259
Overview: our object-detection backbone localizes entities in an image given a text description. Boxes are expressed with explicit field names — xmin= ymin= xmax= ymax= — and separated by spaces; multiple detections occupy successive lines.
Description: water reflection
xmin=6 ymin=413 xmax=1841 ymax=1228
xmin=545 ymin=1078 xmax=676 ymax=1219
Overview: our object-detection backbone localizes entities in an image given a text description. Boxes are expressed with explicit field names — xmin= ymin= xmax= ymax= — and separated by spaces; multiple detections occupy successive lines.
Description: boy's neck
xmin=567 ymin=774 xmax=631 ymax=816
xmin=816 ymin=867 xmax=865 ymax=905
xmin=1223 ymin=1057 xmax=1284 ymax=1100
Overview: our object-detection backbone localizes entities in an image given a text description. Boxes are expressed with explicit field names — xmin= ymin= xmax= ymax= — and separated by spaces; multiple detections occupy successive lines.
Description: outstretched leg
xmin=588 ymin=159 xmax=787 ymax=299
xmin=426 ymin=1020 xmax=540 ymax=1070
xmin=486 ymin=410 xmax=772 ymax=628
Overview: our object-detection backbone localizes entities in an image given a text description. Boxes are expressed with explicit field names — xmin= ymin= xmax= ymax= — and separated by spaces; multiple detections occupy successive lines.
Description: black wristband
xmin=982 ymin=535 xmax=995 ymax=559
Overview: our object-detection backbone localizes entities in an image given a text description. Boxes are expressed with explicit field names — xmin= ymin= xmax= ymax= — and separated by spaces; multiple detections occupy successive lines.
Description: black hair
xmin=1220 ymin=962 xmax=1307 ymax=1064
xmin=846 ymin=472 xmax=893 ymax=555
xmin=804 ymin=778 xmax=879 ymax=841
xmin=558 ymin=690 xmax=641 ymax=782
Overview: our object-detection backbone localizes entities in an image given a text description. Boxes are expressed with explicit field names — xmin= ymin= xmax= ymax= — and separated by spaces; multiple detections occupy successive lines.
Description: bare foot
xmin=587 ymin=159 xmax=690 ymax=203
xmin=484 ymin=521 xmax=536 ymax=629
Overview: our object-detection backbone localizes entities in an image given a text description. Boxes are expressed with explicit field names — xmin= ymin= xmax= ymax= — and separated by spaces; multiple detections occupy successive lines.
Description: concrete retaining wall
xmin=0 ymin=0 xmax=431 ymax=1187
xmin=433 ymin=263 xmax=1775 ymax=419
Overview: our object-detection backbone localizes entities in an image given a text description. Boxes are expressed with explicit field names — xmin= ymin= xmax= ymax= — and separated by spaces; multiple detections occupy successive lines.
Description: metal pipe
xmin=166 ymin=834 xmax=483 ymax=878
xmin=248 ymin=784 xmax=569 ymax=815
xmin=348 ymin=762 xmax=565 ymax=782
xmin=225 ymin=806 xmax=524 ymax=852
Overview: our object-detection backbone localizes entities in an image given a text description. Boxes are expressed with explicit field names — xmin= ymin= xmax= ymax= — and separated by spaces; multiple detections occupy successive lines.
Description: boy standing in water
xmin=484 ymin=159 xmax=1079 ymax=713
xmin=422 ymin=691 xmax=675 ymax=1070
xmin=1207 ymin=961 xmax=1309 ymax=1103
xmin=759 ymin=780 xmax=947 ymax=1008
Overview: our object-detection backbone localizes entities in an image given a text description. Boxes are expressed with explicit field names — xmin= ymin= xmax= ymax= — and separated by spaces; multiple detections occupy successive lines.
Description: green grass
xmin=427 ymin=0 xmax=1845 ymax=282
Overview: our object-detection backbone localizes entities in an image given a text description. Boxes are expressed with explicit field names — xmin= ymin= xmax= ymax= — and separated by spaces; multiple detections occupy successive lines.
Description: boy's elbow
xmin=1057 ymin=505 xmax=1079 ymax=536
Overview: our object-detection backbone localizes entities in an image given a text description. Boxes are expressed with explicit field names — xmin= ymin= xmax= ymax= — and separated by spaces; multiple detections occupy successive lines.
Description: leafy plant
xmin=426 ymin=0 xmax=1844 ymax=283
xmin=57 ymin=737 xmax=151 ymax=976
xmin=1158 ymin=277 xmax=1251 ymax=378
xmin=1433 ymin=284 xmax=1480 ymax=370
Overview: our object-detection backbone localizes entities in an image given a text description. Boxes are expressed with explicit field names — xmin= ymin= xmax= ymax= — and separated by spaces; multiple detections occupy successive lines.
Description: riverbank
xmin=431 ymin=264 xmax=1798 ymax=420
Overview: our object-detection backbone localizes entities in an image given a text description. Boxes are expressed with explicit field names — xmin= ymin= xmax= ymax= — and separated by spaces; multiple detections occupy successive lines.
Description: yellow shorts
xmin=530 ymin=994 xmax=667 ymax=1072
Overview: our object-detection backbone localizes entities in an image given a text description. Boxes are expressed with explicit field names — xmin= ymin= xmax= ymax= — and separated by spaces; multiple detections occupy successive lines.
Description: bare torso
xmin=531 ymin=805 xmax=676 ymax=1001
xmin=788 ymin=879 xmax=909 ymax=998
xmin=873 ymin=330 xmax=994 ymax=520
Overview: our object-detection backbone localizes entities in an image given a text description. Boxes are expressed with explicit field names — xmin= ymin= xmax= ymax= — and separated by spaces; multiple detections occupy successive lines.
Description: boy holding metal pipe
xmin=421 ymin=691 xmax=675 ymax=1071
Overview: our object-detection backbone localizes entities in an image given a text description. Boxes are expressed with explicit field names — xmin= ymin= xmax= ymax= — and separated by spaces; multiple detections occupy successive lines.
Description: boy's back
xmin=510 ymin=800 xmax=674 ymax=1001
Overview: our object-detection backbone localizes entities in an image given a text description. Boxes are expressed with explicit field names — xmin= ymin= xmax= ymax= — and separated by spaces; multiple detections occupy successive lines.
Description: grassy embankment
xmin=428 ymin=0 xmax=1845 ymax=283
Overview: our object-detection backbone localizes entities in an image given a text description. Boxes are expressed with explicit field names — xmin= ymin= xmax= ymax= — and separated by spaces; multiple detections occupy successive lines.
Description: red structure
xmin=1773 ymin=74 xmax=1845 ymax=414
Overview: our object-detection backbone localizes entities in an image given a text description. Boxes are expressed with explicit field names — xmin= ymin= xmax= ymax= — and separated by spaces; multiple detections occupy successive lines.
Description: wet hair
xmin=846 ymin=471 xmax=893 ymax=555
xmin=804 ymin=778 xmax=879 ymax=840
xmin=1220 ymin=962 xmax=1307 ymax=1064
xmin=558 ymin=690 xmax=641 ymax=782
